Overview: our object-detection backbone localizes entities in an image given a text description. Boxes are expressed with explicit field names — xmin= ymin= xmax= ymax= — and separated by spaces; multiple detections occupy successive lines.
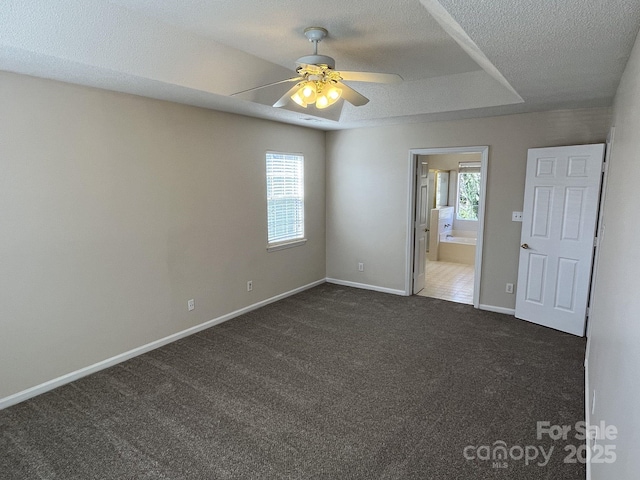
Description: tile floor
xmin=417 ymin=259 xmax=475 ymax=304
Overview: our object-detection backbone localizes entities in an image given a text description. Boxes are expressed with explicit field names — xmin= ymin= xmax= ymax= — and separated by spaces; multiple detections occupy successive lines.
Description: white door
xmin=413 ymin=160 xmax=429 ymax=294
xmin=515 ymin=144 xmax=604 ymax=336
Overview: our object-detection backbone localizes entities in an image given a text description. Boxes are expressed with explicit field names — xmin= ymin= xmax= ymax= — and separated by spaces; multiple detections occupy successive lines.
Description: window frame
xmin=265 ymin=151 xmax=306 ymax=251
xmin=456 ymin=163 xmax=481 ymax=222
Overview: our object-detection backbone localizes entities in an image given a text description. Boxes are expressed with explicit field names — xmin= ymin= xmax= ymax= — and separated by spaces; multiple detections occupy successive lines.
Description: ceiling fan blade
xmin=335 ymin=81 xmax=369 ymax=107
xmin=339 ymin=71 xmax=403 ymax=84
xmin=273 ymin=82 xmax=304 ymax=108
xmin=231 ymin=77 xmax=303 ymax=97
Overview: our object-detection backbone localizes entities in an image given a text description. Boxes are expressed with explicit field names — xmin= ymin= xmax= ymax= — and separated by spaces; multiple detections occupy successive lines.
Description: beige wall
xmin=0 ymin=72 xmax=326 ymax=399
xmin=326 ymin=107 xmax=611 ymax=306
xmin=587 ymin=28 xmax=640 ymax=480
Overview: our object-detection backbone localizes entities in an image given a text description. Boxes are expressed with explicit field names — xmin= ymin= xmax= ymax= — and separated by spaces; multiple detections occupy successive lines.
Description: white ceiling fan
xmin=232 ymin=27 xmax=403 ymax=110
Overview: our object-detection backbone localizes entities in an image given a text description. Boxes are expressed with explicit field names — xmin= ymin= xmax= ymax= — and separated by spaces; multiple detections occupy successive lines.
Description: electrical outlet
xmin=187 ymin=299 xmax=195 ymax=311
xmin=506 ymin=283 xmax=514 ymax=294
xmin=512 ymin=211 xmax=523 ymax=222
xmin=247 ymin=280 xmax=253 ymax=292
xmin=358 ymin=263 xmax=364 ymax=272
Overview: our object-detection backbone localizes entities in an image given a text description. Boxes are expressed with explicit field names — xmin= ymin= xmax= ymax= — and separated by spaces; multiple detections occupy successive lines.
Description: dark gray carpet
xmin=1 ymin=284 xmax=586 ymax=479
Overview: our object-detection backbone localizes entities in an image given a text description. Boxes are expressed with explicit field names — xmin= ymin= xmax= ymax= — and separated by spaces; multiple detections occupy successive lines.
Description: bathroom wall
xmin=419 ymin=153 xmax=482 ymax=233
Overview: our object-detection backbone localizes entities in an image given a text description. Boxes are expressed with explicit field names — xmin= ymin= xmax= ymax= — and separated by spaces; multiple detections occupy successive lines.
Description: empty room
xmin=1 ymin=1 xmax=639 ymax=479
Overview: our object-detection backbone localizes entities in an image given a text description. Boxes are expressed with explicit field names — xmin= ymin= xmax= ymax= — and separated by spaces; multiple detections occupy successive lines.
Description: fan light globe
xmin=327 ymin=86 xmax=342 ymax=101
xmin=291 ymin=91 xmax=307 ymax=108
xmin=317 ymin=85 xmax=341 ymax=109
xmin=301 ymin=82 xmax=317 ymax=102
xmin=316 ymin=94 xmax=329 ymax=109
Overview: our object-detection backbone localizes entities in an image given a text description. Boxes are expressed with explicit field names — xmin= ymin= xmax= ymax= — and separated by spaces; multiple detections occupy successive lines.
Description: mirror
xmin=435 ymin=171 xmax=449 ymax=207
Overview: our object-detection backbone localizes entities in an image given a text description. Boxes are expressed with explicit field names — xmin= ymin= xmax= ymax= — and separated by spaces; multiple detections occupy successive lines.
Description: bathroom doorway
xmin=406 ymin=146 xmax=488 ymax=307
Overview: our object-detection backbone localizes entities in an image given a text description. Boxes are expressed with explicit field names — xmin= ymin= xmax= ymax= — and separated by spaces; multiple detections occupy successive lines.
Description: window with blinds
xmin=266 ymin=152 xmax=305 ymax=246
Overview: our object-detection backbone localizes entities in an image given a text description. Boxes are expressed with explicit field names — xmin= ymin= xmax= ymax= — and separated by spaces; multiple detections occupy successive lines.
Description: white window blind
xmin=266 ymin=153 xmax=304 ymax=245
xmin=458 ymin=161 xmax=481 ymax=173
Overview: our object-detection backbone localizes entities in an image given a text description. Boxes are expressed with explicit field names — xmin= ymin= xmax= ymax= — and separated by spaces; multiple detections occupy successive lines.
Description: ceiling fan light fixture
xmin=247 ymin=26 xmax=398 ymax=111
xmin=292 ymin=79 xmax=341 ymax=109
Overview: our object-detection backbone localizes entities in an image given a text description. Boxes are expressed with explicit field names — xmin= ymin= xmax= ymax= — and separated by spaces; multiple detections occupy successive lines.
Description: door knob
xmin=521 ymin=243 xmax=530 ymax=249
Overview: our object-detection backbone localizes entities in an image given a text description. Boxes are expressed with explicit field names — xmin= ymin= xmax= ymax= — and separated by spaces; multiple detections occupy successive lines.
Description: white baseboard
xmin=478 ymin=304 xmax=516 ymax=315
xmin=325 ymin=278 xmax=406 ymax=296
xmin=0 ymin=279 xmax=326 ymax=410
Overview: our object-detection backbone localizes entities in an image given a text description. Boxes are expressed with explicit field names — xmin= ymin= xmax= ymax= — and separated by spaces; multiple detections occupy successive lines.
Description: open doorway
xmin=405 ymin=146 xmax=488 ymax=308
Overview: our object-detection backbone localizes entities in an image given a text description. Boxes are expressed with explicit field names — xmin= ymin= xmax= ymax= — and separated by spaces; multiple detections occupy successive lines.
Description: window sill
xmin=267 ymin=239 xmax=307 ymax=252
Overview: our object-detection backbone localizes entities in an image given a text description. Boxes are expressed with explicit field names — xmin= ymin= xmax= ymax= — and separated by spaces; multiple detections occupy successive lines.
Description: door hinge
xmin=594 ymin=237 xmax=598 ymax=247
xmin=586 ymin=307 xmax=590 ymax=318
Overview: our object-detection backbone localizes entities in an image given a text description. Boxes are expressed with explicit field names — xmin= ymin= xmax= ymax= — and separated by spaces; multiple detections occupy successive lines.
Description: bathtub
xmin=438 ymin=231 xmax=477 ymax=265
xmin=441 ymin=235 xmax=476 ymax=245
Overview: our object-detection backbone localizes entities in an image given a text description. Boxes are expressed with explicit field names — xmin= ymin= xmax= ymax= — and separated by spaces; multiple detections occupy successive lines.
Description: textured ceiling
xmin=109 ymin=0 xmax=481 ymax=81
xmin=434 ymin=0 xmax=640 ymax=105
xmin=1 ymin=0 xmax=639 ymax=130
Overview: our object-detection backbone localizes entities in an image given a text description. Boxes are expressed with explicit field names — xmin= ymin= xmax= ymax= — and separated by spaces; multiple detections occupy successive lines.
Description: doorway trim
xmin=404 ymin=146 xmax=489 ymax=308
